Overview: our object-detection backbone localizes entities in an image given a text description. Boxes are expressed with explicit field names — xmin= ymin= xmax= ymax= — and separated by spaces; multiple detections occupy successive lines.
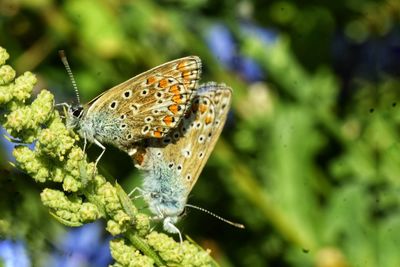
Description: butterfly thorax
xmin=66 ymin=104 xmax=130 ymax=149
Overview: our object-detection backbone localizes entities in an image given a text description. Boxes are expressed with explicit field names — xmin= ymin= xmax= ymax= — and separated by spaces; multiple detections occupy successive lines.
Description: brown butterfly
xmin=59 ymin=51 xmax=202 ymax=167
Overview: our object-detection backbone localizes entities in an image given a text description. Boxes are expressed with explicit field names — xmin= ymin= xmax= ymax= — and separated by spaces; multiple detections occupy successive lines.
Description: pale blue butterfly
xmin=131 ymin=82 xmax=244 ymax=243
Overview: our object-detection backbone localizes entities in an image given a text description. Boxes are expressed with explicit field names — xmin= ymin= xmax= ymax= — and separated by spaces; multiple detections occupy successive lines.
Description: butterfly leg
xmin=93 ymin=138 xmax=106 ymax=171
xmin=163 ymin=217 xmax=183 ymax=245
xmin=82 ymin=133 xmax=87 ymax=154
xmin=77 ymin=133 xmax=88 ymax=164
xmin=128 ymin=187 xmax=146 ymax=198
xmin=54 ymin=102 xmax=71 ymax=109
xmin=55 ymin=103 xmax=71 ymax=119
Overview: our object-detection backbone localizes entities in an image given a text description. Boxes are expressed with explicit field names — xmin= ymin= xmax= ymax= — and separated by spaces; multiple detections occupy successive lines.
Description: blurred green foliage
xmin=1 ymin=0 xmax=400 ymax=266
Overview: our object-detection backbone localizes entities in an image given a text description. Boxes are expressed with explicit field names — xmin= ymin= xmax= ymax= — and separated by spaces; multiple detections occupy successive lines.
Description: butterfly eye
xmin=178 ymin=207 xmax=187 ymax=217
xmin=72 ymin=106 xmax=84 ymax=118
xmin=151 ymin=192 xmax=160 ymax=199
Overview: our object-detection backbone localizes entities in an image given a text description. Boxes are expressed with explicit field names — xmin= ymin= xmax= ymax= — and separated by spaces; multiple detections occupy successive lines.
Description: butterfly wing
xmin=137 ymin=82 xmax=232 ymax=194
xmin=85 ymin=56 xmax=202 ymax=146
xmin=181 ymin=83 xmax=232 ymax=191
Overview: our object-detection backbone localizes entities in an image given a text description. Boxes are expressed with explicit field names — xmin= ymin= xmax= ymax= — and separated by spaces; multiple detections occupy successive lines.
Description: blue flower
xmin=206 ymin=22 xmax=277 ymax=83
xmin=0 ymin=126 xmax=36 ymax=165
xmin=235 ymin=56 xmax=265 ymax=82
xmin=240 ymin=22 xmax=278 ymax=45
xmin=206 ymin=23 xmax=237 ymax=68
xmin=46 ymin=222 xmax=112 ymax=267
xmin=0 ymin=240 xmax=30 ymax=267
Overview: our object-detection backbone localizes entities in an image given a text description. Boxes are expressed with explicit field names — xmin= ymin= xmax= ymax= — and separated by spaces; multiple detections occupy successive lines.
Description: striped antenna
xmin=185 ymin=204 xmax=245 ymax=229
xmin=59 ymin=50 xmax=81 ymax=104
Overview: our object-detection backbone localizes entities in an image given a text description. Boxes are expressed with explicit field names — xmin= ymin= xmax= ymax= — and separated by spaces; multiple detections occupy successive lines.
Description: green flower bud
xmin=63 ymin=174 xmax=81 ymax=192
xmin=12 ymin=72 xmax=36 ymax=102
xmin=107 ymin=219 xmax=123 ymax=236
xmin=0 ymin=47 xmax=9 ymax=66
xmin=135 ymin=213 xmax=150 ymax=237
xmin=0 ymin=65 xmax=15 ymax=85
xmin=146 ymin=232 xmax=214 ymax=266
xmin=79 ymin=203 xmax=101 ymax=221
xmin=13 ymin=146 xmax=49 ymax=183
xmin=110 ymin=238 xmax=154 ymax=267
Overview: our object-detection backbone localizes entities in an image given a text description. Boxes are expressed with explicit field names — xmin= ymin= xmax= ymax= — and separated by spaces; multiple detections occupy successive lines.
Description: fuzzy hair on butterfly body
xmin=142 ymin=148 xmax=187 ymax=218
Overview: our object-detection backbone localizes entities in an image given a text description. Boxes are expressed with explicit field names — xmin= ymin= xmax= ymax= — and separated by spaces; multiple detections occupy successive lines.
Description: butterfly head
xmin=146 ymin=186 xmax=187 ymax=241
xmin=65 ymin=104 xmax=84 ymax=130
xmin=147 ymin=191 xmax=186 ymax=219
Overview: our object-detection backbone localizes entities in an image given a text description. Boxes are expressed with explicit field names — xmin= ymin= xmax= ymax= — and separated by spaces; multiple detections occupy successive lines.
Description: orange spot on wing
xmin=205 ymin=116 xmax=213 ymax=125
xmin=177 ymin=61 xmax=187 ymax=70
xmin=163 ymin=116 xmax=173 ymax=126
xmin=168 ymin=104 xmax=179 ymax=114
xmin=182 ymin=71 xmax=191 ymax=79
xmin=159 ymin=79 xmax=168 ymax=88
xmin=153 ymin=131 xmax=162 ymax=138
xmin=172 ymin=94 xmax=182 ymax=103
xmin=199 ymin=104 xmax=207 ymax=114
xmin=146 ymin=76 xmax=157 ymax=85
xmin=170 ymin=84 xmax=180 ymax=94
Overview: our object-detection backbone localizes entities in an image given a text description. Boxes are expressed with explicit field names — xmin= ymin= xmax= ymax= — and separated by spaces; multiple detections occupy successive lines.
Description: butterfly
xmin=60 ymin=52 xmax=202 ymax=167
xmin=131 ymin=82 xmax=234 ymax=242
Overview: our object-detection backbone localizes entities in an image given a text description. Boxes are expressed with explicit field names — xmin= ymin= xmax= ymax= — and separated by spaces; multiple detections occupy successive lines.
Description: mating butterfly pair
xmin=62 ymin=55 xmax=238 ymax=242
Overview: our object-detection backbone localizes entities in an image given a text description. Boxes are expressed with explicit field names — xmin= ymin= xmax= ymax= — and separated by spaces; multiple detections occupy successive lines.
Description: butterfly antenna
xmin=185 ymin=204 xmax=245 ymax=229
xmin=59 ymin=50 xmax=81 ymax=104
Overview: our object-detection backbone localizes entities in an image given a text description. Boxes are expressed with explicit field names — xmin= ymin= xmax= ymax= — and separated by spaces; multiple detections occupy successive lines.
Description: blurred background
xmin=1 ymin=0 xmax=400 ymax=266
